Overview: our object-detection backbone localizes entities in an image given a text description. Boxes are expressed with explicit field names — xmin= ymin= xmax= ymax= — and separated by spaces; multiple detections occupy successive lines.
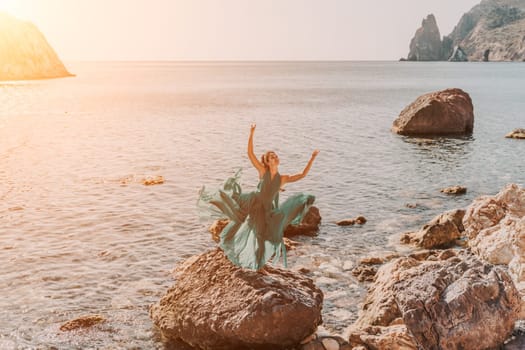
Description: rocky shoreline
xmin=149 ymin=183 xmax=525 ymax=350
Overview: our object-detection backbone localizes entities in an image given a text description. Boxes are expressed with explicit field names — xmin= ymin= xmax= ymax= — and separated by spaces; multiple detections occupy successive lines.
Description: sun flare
xmin=0 ymin=0 xmax=21 ymax=15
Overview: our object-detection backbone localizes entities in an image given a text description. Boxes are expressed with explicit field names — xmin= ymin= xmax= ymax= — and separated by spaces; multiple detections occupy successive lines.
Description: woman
xmin=200 ymin=124 xmax=319 ymax=270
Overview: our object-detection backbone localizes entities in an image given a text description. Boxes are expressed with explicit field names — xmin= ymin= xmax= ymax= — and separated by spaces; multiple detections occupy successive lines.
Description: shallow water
xmin=1 ymin=61 xmax=524 ymax=348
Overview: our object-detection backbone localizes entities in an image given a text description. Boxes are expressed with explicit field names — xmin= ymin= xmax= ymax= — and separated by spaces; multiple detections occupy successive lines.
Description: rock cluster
xmin=392 ymin=88 xmax=474 ymax=136
xmin=348 ymin=249 xmax=520 ymax=350
xmin=463 ymin=183 xmax=525 ymax=315
xmin=150 ymin=248 xmax=323 ymax=349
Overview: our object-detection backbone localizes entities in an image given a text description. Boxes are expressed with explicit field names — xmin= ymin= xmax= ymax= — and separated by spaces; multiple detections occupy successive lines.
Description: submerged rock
xmin=141 ymin=175 xmax=164 ymax=186
xmin=348 ymin=249 xmax=520 ymax=350
xmin=150 ymin=248 xmax=323 ymax=349
xmin=400 ymin=209 xmax=465 ymax=249
xmin=441 ymin=185 xmax=467 ymax=194
xmin=506 ymin=128 xmax=525 ymax=139
xmin=59 ymin=314 xmax=106 ymax=331
xmin=392 ymin=88 xmax=474 ymax=136
xmin=0 ymin=12 xmax=72 ymax=81
xmin=336 ymin=216 xmax=367 ymax=226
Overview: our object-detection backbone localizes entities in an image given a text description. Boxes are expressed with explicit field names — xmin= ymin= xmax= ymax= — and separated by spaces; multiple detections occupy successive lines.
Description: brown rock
xmin=337 ymin=215 xmax=366 ymax=226
xmin=392 ymin=88 xmax=474 ymax=136
xmin=348 ymin=325 xmax=417 ymax=350
xmin=401 ymin=209 xmax=465 ymax=249
xmin=150 ymin=248 xmax=323 ymax=349
xmin=463 ymin=184 xmax=525 ymax=314
xmin=283 ymin=237 xmax=299 ymax=251
xmin=355 ymin=216 xmax=367 ymax=225
xmin=441 ymin=185 xmax=467 ymax=194
xmin=336 ymin=219 xmax=355 ymax=226
xmin=209 ymin=218 xmax=229 ymax=242
xmin=506 ymin=128 xmax=525 ymax=139
xmin=349 ymin=249 xmax=520 ymax=350
xmin=59 ymin=314 xmax=106 ymax=331
xmin=301 ymin=335 xmax=352 ymax=350
xmin=141 ymin=175 xmax=164 ymax=186
xmin=352 ymin=253 xmax=401 ymax=283
xmin=351 ymin=264 xmax=378 ymax=283
xmin=284 ymin=206 xmax=322 ymax=237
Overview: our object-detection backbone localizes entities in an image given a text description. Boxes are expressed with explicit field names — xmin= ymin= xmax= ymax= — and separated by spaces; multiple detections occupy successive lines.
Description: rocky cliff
xmin=0 ymin=12 xmax=72 ymax=81
xmin=406 ymin=0 xmax=525 ymax=61
xmin=407 ymin=14 xmax=443 ymax=61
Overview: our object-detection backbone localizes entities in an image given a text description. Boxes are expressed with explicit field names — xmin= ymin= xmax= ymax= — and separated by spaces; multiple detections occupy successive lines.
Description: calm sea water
xmin=1 ymin=61 xmax=524 ymax=349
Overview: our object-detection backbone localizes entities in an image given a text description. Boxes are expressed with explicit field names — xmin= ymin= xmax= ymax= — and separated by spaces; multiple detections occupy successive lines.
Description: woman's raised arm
xmin=248 ymin=124 xmax=265 ymax=176
xmin=281 ymin=150 xmax=319 ymax=185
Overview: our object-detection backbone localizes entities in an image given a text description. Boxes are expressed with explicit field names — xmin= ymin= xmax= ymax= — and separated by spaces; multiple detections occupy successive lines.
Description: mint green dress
xmin=198 ymin=170 xmax=315 ymax=270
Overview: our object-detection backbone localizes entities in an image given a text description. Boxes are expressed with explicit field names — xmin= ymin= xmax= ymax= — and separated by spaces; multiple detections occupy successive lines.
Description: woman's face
xmin=267 ymin=151 xmax=279 ymax=166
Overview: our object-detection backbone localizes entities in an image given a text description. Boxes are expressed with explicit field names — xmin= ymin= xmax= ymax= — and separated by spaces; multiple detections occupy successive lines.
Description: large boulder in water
xmin=149 ymin=248 xmax=323 ymax=349
xmin=348 ymin=249 xmax=520 ymax=350
xmin=392 ymin=88 xmax=474 ymax=136
xmin=0 ymin=12 xmax=72 ymax=81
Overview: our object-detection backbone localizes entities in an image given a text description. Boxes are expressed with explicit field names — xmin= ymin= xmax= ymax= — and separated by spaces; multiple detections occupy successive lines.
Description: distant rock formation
xmin=407 ymin=14 xmax=443 ymax=61
xmin=392 ymin=88 xmax=474 ymax=136
xmin=448 ymin=45 xmax=469 ymax=61
xmin=0 ymin=12 xmax=72 ymax=81
xmin=405 ymin=0 xmax=525 ymax=61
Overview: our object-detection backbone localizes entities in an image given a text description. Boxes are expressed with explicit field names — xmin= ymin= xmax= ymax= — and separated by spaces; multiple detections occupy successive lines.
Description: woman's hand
xmin=311 ymin=149 xmax=320 ymax=159
xmin=250 ymin=123 xmax=256 ymax=134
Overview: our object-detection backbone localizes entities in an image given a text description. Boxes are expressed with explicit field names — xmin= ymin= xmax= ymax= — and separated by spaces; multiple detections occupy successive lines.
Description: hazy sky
xmin=2 ymin=0 xmax=481 ymax=61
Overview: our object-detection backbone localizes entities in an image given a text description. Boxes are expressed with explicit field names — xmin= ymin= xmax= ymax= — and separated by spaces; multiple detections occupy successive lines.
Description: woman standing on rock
xmin=199 ymin=124 xmax=319 ymax=270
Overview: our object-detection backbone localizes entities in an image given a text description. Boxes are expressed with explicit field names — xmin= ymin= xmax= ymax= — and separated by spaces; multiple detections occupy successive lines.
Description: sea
xmin=1 ymin=61 xmax=524 ymax=349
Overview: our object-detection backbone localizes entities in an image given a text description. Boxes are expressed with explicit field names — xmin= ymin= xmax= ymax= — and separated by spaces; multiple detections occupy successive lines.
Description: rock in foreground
xmin=463 ymin=183 xmax=525 ymax=315
xmin=392 ymin=88 xmax=474 ymax=136
xmin=400 ymin=209 xmax=465 ymax=249
xmin=0 ymin=12 xmax=72 ymax=81
xmin=348 ymin=249 xmax=520 ymax=350
xmin=150 ymin=248 xmax=323 ymax=349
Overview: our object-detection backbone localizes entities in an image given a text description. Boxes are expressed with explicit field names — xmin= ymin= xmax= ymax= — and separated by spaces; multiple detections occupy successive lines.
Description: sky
xmin=1 ymin=0 xmax=482 ymax=61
